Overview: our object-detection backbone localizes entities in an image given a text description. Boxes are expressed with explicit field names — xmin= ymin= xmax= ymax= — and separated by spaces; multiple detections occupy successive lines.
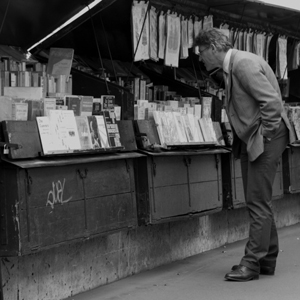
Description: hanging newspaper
xmin=131 ymin=1 xmax=150 ymax=62
xmin=158 ymin=11 xmax=167 ymax=59
xmin=149 ymin=6 xmax=158 ymax=62
xmin=165 ymin=12 xmax=181 ymax=68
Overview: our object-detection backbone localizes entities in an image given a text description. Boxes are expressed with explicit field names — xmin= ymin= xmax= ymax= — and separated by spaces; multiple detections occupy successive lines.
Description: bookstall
xmin=1 ymin=0 xmax=300 ymax=299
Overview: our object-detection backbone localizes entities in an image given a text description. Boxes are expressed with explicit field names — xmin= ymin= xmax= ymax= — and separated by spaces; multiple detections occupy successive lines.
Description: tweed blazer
xmin=225 ymin=49 xmax=295 ymax=161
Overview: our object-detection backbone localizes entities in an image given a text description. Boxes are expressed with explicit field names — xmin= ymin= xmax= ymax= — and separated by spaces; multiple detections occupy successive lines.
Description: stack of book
xmin=134 ymin=97 xmax=226 ymax=147
xmin=285 ymin=103 xmax=300 ymax=141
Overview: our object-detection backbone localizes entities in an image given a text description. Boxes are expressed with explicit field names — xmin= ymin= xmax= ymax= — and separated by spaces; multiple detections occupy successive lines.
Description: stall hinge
xmin=77 ymin=169 xmax=88 ymax=179
xmin=184 ymin=156 xmax=192 ymax=207
xmin=151 ymin=157 xmax=156 ymax=176
xmin=25 ymin=170 xmax=32 ymax=195
xmin=125 ymin=159 xmax=130 ymax=173
xmin=183 ymin=157 xmax=191 ymax=167
xmin=214 ymin=154 xmax=219 ymax=170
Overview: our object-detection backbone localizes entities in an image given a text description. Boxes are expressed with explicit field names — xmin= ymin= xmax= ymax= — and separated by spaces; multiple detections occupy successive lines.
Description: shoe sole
xmin=225 ymin=274 xmax=259 ymax=282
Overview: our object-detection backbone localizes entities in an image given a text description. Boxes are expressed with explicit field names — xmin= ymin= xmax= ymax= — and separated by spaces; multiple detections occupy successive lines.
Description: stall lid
xmin=1 ymin=152 xmax=145 ymax=169
xmin=0 ymin=0 xmax=113 ymax=50
xmin=1 ymin=0 xmax=300 ymax=57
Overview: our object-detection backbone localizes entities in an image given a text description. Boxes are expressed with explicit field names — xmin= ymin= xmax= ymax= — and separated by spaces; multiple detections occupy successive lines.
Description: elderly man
xmin=194 ymin=28 xmax=294 ymax=281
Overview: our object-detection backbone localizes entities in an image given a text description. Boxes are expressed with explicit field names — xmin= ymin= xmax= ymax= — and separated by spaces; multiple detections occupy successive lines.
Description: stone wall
xmin=2 ymin=194 xmax=300 ymax=300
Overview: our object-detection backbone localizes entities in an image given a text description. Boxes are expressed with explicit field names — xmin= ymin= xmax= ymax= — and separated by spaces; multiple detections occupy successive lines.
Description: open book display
xmin=36 ymin=110 xmax=123 ymax=156
xmin=137 ymin=111 xmax=225 ymax=149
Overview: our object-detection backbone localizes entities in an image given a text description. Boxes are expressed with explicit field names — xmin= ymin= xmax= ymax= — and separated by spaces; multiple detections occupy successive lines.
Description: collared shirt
xmin=222 ymin=48 xmax=232 ymax=75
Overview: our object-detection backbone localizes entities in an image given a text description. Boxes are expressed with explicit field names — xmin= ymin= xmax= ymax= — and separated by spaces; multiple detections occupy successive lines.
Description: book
xmin=92 ymin=98 xmax=102 ymax=115
xmin=48 ymin=110 xmax=81 ymax=151
xmin=114 ymin=106 xmax=121 ymax=120
xmin=26 ymin=100 xmax=42 ymax=120
xmin=135 ymin=119 xmax=160 ymax=146
xmin=139 ymin=79 xmax=146 ymax=99
xmin=182 ymin=114 xmax=197 ymax=142
xmin=152 ymin=110 xmax=165 ymax=145
xmin=101 ymin=95 xmax=115 ymax=110
xmin=201 ymin=96 xmax=213 ymax=118
xmin=213 ymin=122 xmax=225 ymax=146
xmin=4 ymin=86 xmax=43 ymax=100
xmin=172 ymin=112 xmax=188 ymax=143
xmin=36 ymin=116 xmax=62 ymax=154
xmin=37 ymin=112 xmax=77 ymax=155
xmin=0 ymin=96 xmax=13 ymax=121
xmin=80 ymin=95 xmax=93 ymax=117
xmin=199 ymin=118 xmax=215 ymax=142
xmin=95 ymin=115 xmax=110 ymax=148
xmin=46 ymin=48 xmax=74 ymax=80
xmin=164 ymin=111 xmax=180 ymax=144
xmin=42 ymin=98 xmax=56 ymax=116
xmin=101 ymin=111 xmax=122 ymax=147
xmin=87 ymin=116 xmax=102 ymax=149
xmin=75 ymin=116 xmax=93 ymax=150
xmin=65 ymin=95 xmax=82 ymax=116
xmin=12 ymin=102 xmax=28 ymax=120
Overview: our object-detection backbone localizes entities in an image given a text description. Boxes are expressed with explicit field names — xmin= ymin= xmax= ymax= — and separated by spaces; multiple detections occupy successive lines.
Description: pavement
xmin=67 ymin=223 xmax=300 ymax=300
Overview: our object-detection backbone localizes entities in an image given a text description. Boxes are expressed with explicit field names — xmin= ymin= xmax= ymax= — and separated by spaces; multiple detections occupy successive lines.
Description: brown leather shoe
xmin=231 ymin=264 xmax=275 ymax=275
xmin=225 ymin=265 xmax=259 ymax=281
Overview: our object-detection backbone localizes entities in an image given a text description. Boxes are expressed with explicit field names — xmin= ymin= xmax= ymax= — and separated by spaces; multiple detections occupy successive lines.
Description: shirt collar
xmin=223 ymin=49 xmax=232 ymax=74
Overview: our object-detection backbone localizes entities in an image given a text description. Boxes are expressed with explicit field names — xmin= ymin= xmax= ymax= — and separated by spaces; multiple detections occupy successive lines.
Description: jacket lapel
xmin=227 ymin=49 xmax=239 ymax=103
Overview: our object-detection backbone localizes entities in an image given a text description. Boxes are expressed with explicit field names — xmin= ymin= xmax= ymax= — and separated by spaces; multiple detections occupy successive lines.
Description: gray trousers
xmin=239 ymin=120 xmax=289 ymax=272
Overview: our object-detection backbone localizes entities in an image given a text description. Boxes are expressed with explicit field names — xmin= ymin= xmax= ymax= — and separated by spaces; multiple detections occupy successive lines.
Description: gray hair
xmin=194 ymin=28 xmax=232 ymax=52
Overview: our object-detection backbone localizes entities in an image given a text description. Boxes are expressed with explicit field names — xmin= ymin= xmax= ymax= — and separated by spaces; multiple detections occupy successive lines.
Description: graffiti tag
xmin=46 ymin=178 xmax=72 ymax=209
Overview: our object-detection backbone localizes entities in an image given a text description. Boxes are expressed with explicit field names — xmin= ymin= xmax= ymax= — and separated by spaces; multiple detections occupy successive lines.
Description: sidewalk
xmin=67 ymin=223 xmax=300 ymax=300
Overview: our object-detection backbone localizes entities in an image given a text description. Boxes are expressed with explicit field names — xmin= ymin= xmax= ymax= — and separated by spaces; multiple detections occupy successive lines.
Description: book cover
xmin=0 ymin=96 xmax=13 ymax=121
xmin=12 ymin=102 xmax=28 ymax=120
xmin=75 ymin=116 xmax=93 ymax=150
xmin=182 ymin=114 xmax=196 ymax=142
xmin=165 ymin=111 xmax=180 ymax=144
xmin=37 ymin=116 xmax=63 ymax=154
xmin=46 ymin=48 xmax=74 ymax=80
xmin=172 ymin=112 xmax=188 ymax=143
xmin=65 ymin=95 xmax=82 ymax=116
xmin=101 ymin=111 xmax=122 ymax=147
xmin=153 ymin=110 xmax=165 ymax=145
xmin=133 ymin=77 xmax=140 ymax=101
xmin=27 ymin=100 xmax=42 ymax=120
xmin=139 ymin=79 xmax=146 ymax=99
xmin=101 ymin=95 xmax=115 ymax=110
xmin=201 ymin=96 xmax=213 ymax=118
xmin=135 ymin=119 xmax=160 ymax=145
xmin=42 ymin=98 xmax=56 ymax=116
xmin=87 ymin=115 xmax=102 ymax=149
xmin=95 ymin=115 xmax=110 ymax=148
xmin=199 ymin=118 xmax=215 ymax=142
xmin=213 ymin=121 xmax=225 ymax=145
xmin=49 ymin=110 xmax=81 ymax=151
xmin=92 ymin=98 xmax=102 ymax=115
xmin=80 ymin=95 xmax=93 ymax=117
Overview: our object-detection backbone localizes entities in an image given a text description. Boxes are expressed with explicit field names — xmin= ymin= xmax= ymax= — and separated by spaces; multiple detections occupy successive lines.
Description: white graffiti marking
xmin=46 ymin=179 xmax=72 ymax=209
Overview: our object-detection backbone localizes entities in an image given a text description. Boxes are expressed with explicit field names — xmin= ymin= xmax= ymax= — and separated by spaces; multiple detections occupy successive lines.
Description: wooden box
xmin=282 ymin=146 xmax=300 ymax=193
xmin=231 ymin=156 xmax=283 ymax=208
xmin=135 ymin=150 xmax=224 ymax=225
xmin=0 ymin=153 xmax=142 ymax=256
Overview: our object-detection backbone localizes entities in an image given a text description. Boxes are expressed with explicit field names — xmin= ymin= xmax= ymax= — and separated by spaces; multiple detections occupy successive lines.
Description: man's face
xmin=198 ymin=44 xmax=219 ymax=71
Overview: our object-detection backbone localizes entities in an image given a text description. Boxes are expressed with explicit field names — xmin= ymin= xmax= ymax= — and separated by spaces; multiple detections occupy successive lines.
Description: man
xmin=194 ymin=28 xmax=295 ymax=282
